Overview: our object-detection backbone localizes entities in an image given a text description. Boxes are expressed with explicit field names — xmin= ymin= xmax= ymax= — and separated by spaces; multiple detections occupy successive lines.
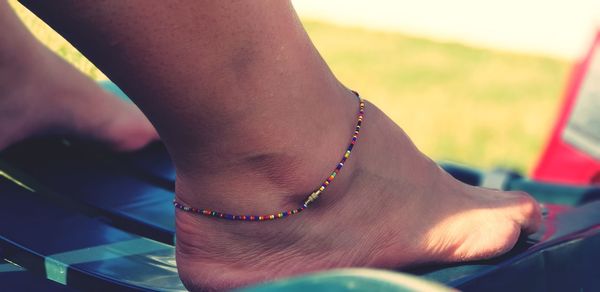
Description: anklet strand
xmin=173 ymin=92 xmax=365 ymax=221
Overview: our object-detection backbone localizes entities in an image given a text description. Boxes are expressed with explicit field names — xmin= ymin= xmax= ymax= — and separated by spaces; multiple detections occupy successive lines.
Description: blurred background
xmin=9 ymin=0 xmax=600 ymax=173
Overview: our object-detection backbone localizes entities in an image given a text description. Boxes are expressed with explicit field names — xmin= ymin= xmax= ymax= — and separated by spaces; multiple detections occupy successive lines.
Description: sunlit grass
xmin=9 ymin=0 xmax=106 ymax=80
xmin=307 ymin=22 xmax=569 ymax=173
xmin=11 ymin=1 xmax=570 ymax=173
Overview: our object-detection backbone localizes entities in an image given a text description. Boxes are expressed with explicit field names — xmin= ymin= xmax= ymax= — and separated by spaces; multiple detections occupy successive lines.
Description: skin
xmin=0 ymin=1 xmax=157 ymax=151
xmin=13 ymin=1 xmax=542 ymax=291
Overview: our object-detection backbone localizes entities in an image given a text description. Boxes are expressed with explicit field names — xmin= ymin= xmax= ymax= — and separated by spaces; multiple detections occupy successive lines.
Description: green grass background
xmin=10 ymin=1 xmax=570 ymax=173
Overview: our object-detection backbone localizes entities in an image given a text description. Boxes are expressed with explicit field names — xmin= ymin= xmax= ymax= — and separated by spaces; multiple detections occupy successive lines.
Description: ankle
xmin=174 ymin=88 xmax=365 ymax=220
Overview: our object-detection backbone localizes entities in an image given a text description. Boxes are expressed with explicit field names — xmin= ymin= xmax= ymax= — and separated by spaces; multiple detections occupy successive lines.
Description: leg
xmin=19 ymin=1 xmax=541 ymax=290
xmin=0 ymin=1 xmax=157 ymax=151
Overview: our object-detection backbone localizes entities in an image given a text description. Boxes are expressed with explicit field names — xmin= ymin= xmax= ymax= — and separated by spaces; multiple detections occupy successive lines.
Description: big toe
xmin=94 ymin=101 xmax=159 ymax=151
xmin=469 ymin=190 xmax=542 ymax=259
xmin=505 ymin=191 xmax=542 ymax=235
xmin=107 ymin=113 xmax=158 ymax=151
xmin=442 ymin=188 xmax=543 ymax=262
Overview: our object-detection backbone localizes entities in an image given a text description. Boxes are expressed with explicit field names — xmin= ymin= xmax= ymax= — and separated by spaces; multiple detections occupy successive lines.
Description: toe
xmin=94 ymin=101 xmax=159 ymax=151
xmin=107 ymin=116 xmax=158 ymax=151
xmin=508 ymin=191 xmax=542 ymax=235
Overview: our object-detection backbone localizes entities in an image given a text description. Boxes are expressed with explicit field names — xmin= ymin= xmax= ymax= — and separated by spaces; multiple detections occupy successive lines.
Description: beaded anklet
xmin=173 ymin=92 xmax=365 ymax=221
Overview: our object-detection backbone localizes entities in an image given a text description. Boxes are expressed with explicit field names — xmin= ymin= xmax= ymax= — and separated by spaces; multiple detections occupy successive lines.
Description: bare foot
xmin=174 ymin=96 xmax=541 ymax=291
xmin=0 ymin=40 xmax=157 ymax=151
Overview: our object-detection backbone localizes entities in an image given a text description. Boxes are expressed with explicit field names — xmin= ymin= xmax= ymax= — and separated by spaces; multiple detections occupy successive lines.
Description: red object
xmin=532 ymin=31 xmax=600 ymax=185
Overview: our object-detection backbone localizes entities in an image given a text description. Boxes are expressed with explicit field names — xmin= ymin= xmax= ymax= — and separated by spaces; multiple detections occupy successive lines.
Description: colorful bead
xmin=173 ymin=92 xmax=365 ymax=221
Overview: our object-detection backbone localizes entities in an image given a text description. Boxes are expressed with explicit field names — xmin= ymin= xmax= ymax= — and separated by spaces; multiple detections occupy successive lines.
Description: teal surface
xmin=100 ymin=80 xmax=130 ymax=102
xmin=239 ymin=269 xmax=452 ymax=292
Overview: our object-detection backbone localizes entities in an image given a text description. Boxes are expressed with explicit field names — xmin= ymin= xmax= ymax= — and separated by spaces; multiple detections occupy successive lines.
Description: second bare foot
xmin=0 ymin=35 xmax=157 ymax=151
